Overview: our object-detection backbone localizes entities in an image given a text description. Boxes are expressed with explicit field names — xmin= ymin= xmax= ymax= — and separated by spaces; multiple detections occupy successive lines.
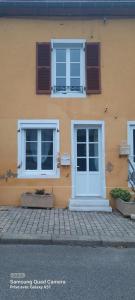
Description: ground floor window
xmin=18 ymin=120 xmax=59 ymax=178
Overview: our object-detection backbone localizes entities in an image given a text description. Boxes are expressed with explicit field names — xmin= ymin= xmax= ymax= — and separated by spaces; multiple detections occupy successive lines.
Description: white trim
xmin=71 ymin=120 xmax=106 ymax=199
xmin=17 ymin=119 xmax=60 ymax=179
xmin=51 ymin=39 xmax=86 ymax=45
xmin=128 ymin=121 xmax=135 ymax=126
xmin=18 ymin=119 xmax=59 ymax=129
xmin=51 ymin=93 xmax=86 ymax=99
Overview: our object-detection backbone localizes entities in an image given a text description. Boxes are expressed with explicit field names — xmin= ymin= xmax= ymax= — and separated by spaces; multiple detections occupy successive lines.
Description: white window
xmin=51 ymin=39 xmax=85 ymax=97
xmin=18 ymin=120 xmax=60 ymax=178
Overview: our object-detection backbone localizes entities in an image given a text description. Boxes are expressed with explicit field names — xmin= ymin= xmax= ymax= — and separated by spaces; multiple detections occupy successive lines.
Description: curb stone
xmin=0 ymin=233 xmax=135 ymax=247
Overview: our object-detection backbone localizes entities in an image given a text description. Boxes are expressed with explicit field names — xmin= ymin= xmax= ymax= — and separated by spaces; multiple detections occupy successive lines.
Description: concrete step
xmin=69 ymin=206 xmax=112 ymax=212
xmin=68 ymin=197 xmax=112 ymax=212
xmin=69 ymin=199 xmax=110 ymax=207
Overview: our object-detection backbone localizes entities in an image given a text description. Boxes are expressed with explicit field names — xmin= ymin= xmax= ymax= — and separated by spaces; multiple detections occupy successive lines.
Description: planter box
xmin=21 ymin=193 xmax=54 ymax=208
xmin=116 ymin=198 xmax=135 ymax=216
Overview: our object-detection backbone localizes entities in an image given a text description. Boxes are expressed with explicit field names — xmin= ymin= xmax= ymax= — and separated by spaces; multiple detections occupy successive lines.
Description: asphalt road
xmin=0 ymin=245 xmax=135 ymax=300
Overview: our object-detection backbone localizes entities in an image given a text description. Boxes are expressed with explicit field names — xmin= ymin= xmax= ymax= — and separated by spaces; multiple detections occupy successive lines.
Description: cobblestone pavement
xmin=0 ymin=207 xmax=135 ymax=241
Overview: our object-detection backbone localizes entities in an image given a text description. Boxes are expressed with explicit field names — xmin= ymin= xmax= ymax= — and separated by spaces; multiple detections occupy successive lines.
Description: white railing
xmin=128 ymin=158 xmax=135 ymax=192
xmin=53 ymin=86 xmax=84 ymax=93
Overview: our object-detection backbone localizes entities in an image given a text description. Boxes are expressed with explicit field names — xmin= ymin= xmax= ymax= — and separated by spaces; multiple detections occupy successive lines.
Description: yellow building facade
xmin=0 ymin=12 xmax=135 ymax=209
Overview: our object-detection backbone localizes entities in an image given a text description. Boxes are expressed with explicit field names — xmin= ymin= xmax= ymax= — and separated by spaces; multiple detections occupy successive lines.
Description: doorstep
xmin=68 ymin=197 xmax=112 ymax=212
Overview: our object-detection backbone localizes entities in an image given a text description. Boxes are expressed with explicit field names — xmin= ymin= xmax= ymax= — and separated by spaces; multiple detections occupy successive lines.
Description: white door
xmin=74 ymin=125 xmax=102 ymax=197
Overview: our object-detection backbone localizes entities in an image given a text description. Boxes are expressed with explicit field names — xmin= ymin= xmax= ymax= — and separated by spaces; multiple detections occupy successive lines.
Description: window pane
xmin=89 ymin=158 xmax=99 ymax=171
xmin=56 ymin=49 xmax=66 ymax=62
xmin=77 ymin=158 xmax=86 ymax=171
xmin=26 ymin=156 xmax=37 ymax=170
xmin=26 ymin=142 xmax=37 ymax=155
xmin=42 ymin=142 xmax=53 ymax=156
xmin=56 ymin=63 xmax=66 ymax=76
xmin=70 ymin=78 xmax=80 ymax=87
xmin=41 ymin=156 xmax=53 ymax=170
xmin=77 ymin=144 xmax=86 ymax=157
xmin=56 ymin=78 xmax=66 ymax=91
xmin=70 ymin=78 xmax=81 ymax=92
xmin=41 ymin=129 xmax=53 ymax=141
xmin=89 ymin=129 xmax=98 ymax=142
xmin=89 ymin=144 xmax=98 ymax=157
xmin=70 ymin=63 xmax=80 ymax=76
xmin=70 ymin=49 xmax=80 ymax=62
xmin=77 ymin=129 xmax=86 ymax=142
xmin=26 ymin=129 xmax=37 ymax=141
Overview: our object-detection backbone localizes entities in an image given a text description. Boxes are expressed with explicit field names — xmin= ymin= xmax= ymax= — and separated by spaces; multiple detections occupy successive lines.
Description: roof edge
xmin=0 ymin=1 xmax=135 ymax=17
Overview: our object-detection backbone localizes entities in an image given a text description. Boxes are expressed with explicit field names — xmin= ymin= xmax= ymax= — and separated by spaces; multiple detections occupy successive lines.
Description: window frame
xmin=17 ymin=120 xmax=60 ymax=178
xmin=51 ymin=39 xmax=86 ymax=98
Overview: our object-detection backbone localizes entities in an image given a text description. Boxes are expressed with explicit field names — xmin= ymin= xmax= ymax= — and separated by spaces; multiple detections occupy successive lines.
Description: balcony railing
xmin=53 ymin=86 xmax=84 ymax=94
xmin=128 ymin=158 xmax=135 ymax=192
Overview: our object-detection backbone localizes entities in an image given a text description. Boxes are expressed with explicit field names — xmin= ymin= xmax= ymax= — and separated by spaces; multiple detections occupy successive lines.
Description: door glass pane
xmin=41 ymin=129 xmax=53 ymax=141
xmin=26 ymin=129 xmax=37 ymax=141
xmin=89 ymin=144 xmax=98 ymax=157
xmin=26 ymin=156 xmax=37 ymax=170
xmin=133 ymin=130 xmax=135 ymax=162
xmin=77 ymin=129 xmax=86 ymax=142
xmin=56 ymin=49 xmax=66 ymax=62
xmin=89 ymin=129 xmax=98 ymax=142
xmin=89 ymin=158 xmax=99 ymax=171
xmin=56 ymin=63 xmax=66 ymax=76
xmin=26 ymin=142 xmax=37 ymax=155
xmin=70 ymin=49 xmax=80 ymax=62
xmin=77 ymin=144 xmax=86 ymax=157
xmin=42 ymin=142 xmax=53 ymax=156
xmin=70 ymin=63 xmax=80 ymax=76
xmin=77 ymin=158 xmax=86 ymax=171
xmin=41 ymin=156 xmax=53 ymax=170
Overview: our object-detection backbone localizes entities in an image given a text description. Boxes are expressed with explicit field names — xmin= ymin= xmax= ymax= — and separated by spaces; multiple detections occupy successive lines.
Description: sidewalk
xmin=0 ymin=206 xmax=135 ymax=247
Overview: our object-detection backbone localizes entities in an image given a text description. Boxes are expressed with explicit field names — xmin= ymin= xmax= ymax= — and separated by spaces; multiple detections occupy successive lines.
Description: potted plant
xmin=110 ymin=188 xmax=135 ymax=216
xmin=21 ymin=189 xmax=54 ymax=208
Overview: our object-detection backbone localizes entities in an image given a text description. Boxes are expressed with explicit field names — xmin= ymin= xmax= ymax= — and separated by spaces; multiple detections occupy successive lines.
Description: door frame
xmin=71 ymin=120 xmax=106 ymax=199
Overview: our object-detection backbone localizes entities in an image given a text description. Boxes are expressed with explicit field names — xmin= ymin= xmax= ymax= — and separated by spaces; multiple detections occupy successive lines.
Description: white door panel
xmin=75 ymin=125 xmax=102 ymax=197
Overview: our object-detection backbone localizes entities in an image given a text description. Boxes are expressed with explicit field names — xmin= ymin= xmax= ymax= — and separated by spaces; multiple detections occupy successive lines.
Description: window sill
xmin=51 ymin=93 xmax=86 ymax=99
xmin=17 ymin=171 xmax=60 ymax=179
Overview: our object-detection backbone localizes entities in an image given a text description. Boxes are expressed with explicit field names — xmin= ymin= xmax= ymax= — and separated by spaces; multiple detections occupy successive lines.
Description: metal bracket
xmin=17 ymin=162 xmax=22 ymax=169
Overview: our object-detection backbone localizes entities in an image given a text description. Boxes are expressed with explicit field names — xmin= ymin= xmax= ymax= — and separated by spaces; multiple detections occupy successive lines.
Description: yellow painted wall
xmin=0 ymin=17 xmax=135 ymax=207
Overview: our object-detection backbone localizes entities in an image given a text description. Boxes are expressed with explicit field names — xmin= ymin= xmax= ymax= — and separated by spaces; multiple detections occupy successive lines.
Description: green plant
xmin=35 ymin=189 xmax=45 ymax=195
xmin=110 ymin=188 xmax=131 ymax=202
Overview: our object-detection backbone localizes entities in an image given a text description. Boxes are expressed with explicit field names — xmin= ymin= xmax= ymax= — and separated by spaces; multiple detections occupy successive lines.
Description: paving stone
xmin=0 ymin=207 xmax=135 ymax=243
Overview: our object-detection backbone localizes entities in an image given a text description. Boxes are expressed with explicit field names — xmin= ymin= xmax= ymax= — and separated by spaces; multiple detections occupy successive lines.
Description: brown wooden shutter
xmin=36 ymin=42 xmax=51 ymax=94
xmin=86 ymin=43 xmax=101 ymax=94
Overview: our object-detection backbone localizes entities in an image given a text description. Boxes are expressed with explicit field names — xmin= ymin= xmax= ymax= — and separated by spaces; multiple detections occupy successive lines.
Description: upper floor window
xmin=51 ymin=40 xmax=85 ymax=96
xmin=36 ymin=40 xmax=101 ymax=97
